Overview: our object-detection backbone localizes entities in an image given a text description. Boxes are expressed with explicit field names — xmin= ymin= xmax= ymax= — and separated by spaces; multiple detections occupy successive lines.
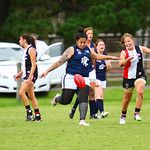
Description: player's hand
xmin=111 ymin=56 xmax=120 ymax=60
xmin=14 ymin=75 xmax=19 ymax=81
xmin=128 ymin=55 xmax=134 ymax=60
xmin=39 ymin=71 xmax=47 ymax=79
xmin=14 ymin=70 xmax=23 ymax=81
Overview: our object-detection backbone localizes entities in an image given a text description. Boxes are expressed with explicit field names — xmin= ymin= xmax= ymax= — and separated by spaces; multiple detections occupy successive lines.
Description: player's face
xmin=76 ymin=38 xmax=87 ymax=50
xmin=19 ymin=37 xmax=26 ymax=47
xmin=124 ymin=36 xmax=134 ymax=50
xmin=96 ymin=41 xmax=105 ymax=53
xmin=86 ymin=30 xmax=93 ymax=41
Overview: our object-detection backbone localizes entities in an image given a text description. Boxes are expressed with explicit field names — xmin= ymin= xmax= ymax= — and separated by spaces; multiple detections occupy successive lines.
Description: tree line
xmin=0 ymin=0 xmax=150 ymax=47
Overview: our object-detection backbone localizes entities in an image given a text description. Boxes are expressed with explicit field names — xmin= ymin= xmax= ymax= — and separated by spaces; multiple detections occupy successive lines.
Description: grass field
xmin=0 ymin=88 xmax=150 ymax=150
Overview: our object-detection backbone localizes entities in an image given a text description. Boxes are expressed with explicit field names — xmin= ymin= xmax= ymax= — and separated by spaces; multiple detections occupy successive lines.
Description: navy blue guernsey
xmin=66 ymin=45 xmax=92 ymax=77
xmin=95 ymin=51 xmax=107 ymax=81
xmin=89 ymin=41 xmax=95 ymax=72
xmin=25 ymin=46 xmax=38 ymax=78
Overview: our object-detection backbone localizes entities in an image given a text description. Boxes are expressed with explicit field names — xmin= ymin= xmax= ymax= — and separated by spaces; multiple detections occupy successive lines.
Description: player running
xmin=119 ymin=33 xmax=150 ymax=124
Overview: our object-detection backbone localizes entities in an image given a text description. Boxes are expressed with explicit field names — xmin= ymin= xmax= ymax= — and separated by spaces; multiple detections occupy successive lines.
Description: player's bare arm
xmin=39 ymin=46 xmax=74 ymax=78
xmin=119 ymin=51 xmax=134 ymax=67
xmin=140 ymin=46 xmax=150 ymax=54
xmin=15 ymin=70 xmax=23 ymax=80
xmin=90 ymin=48 xmax=118 ymax=60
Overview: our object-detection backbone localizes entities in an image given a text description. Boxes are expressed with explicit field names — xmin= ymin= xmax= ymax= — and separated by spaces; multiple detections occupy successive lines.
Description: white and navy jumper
xmin=23 ymin=45 xmax=38 ymax=83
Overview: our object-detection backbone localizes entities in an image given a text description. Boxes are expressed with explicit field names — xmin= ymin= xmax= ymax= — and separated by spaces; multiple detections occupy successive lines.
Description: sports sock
xmin=89 ymin=100 xmax=96 ymax=117
xmin=79 ymin=102 xmax=88 ymax=120
xmin=73 ymin=97 xmax=79 ymax=110
xmin=121 ymin=111 xmax=127 ymax=117
xmin=94 ymin=101 xmax=98 ymax=114
xmin=96 ymin=99 xmax=104 ymax=113
xmin=25 ymin=105 xmax=32 ymax=113
xmin=134 ymin=107 xmax=140 ymax=115
xmin=34 ymin=109 xmax=40 ymax=118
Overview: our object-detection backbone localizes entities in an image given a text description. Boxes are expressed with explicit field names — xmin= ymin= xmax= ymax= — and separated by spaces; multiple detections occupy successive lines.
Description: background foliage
xmin=0 ymin=0 xmax=150 ymax=46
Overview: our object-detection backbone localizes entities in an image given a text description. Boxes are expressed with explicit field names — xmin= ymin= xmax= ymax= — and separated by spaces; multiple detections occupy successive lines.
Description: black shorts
xmin=23 ymin=74 xmax=37 ymax=83
xmin=123 ymin=76 xmax=147 ymax=89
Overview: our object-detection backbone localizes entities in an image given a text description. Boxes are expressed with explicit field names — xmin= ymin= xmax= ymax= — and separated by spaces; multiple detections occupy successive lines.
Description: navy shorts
xmin=23 ymin=74 xmax=37 ymax=83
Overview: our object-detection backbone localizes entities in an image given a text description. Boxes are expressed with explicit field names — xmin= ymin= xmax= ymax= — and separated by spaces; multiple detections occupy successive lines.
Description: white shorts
xmin=96 ymin=79 xmax=106 ymax=89
xmin=89 ymin=69 xmax=96 ymax=82
xmin=62 ymin=73 xmax=90 ymax=90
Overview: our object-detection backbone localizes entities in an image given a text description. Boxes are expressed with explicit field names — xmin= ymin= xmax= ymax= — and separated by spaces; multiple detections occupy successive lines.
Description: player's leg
xmin=89 ymin=81 xmax=97 ymax=118
xmin=69 ymin=97 xmax=79 ymax=119
xmin=78 ymin=85 xmax=90 ymax=126
xmin=95 ymin=80 xmax=108 ymax=118
xmin=120 ymin=78 xmax=134 ymax=124
xmin=27 ymin=83 xmax=42 ymax=121
xmin=88 ymin=70 xmax=97 ymax=119
xmin=120 ymin=88 xmax=133 ymax=124
xmin=19 ymin=80 xmax=33 ymax=121
xmin=52 ymin=73 xmax=76 ymax=106
xmin=134 ymin=78 xmax=146 ymax=121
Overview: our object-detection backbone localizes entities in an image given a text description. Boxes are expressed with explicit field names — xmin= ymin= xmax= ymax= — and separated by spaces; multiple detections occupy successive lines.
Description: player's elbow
xmin=119 ymin=62 xmax=124 ymax=67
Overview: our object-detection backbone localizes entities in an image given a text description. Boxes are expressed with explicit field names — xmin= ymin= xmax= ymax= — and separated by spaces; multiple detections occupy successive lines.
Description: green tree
xmin=88 ymin=2 xmax=117 ymax=33
xmin=0 ymin=0 xmax=150 ymax=46
xmin=0 ymin=0 xmax=58 ymax=42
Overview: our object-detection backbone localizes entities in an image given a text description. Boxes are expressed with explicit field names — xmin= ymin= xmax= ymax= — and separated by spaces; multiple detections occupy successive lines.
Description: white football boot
xmin=52 ymin=93 xmax=60 ymax=106
xmin=134 ymin=114 xmax=142 ymax=121
xmin=120 ymin=116 xmax=126 ymax=124
xmin=79 ymin=120 xmax=90 ymax=126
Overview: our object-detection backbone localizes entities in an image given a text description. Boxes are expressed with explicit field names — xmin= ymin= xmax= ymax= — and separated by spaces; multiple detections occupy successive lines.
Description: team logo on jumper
xmin=81 ymin=56 xmax=89 ymax=67
xmin=85 ymin=50 xmax=90 ymax=53
xmin=137 ymin=53 xmax=141 ymax=59
xmin=25 ymin=54 xmax=27 ymax=60
xmin=99 ymin=64 xmax=106 ymax=69
xmin=76 ymin=49 xmax=82 ymax=54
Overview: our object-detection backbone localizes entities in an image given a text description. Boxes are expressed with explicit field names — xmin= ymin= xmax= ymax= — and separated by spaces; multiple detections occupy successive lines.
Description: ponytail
xmin=21 ymin=33 xmax=36 ymax=49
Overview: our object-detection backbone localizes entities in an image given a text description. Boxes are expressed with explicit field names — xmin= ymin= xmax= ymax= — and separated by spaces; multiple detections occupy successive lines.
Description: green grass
xmin=0 ymin=88 xmax=150 ymax=150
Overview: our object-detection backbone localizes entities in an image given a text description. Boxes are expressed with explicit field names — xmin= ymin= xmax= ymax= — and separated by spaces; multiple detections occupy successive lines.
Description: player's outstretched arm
xmin=39 ymin=46 xmax=74 ymax=78
xmin=90 ymin=48 xmax=119 ymax=61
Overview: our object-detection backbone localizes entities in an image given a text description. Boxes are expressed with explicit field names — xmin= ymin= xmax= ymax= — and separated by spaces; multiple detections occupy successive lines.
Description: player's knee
xmin=136 ymin=86 xmax=144 ymax=96
xmin=137 ymin=90 xmax=143 ymax=96
xmin=123 ymin=98 xmax=130 ymax=104
xmin=61 ymin=101 xmax=71 ymax=105
xmin=60 ymin=98 xmax=71 ymax=105
xmin=19 ymin=91 xmax=23 ymax=97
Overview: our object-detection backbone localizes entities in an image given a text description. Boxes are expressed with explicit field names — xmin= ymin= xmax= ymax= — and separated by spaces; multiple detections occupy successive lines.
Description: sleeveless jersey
xmin=66 ymin=45 xmax=92 ymax=77
xmin=95 ymin=51 xmax=107 ymax=81
xmin=89 ymin=41 xmax=95 ymax=72
xmin=23 ymin=45 xmax=38 ymax=79
xmin=123 ymin=45 xmax=145 ymax=79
